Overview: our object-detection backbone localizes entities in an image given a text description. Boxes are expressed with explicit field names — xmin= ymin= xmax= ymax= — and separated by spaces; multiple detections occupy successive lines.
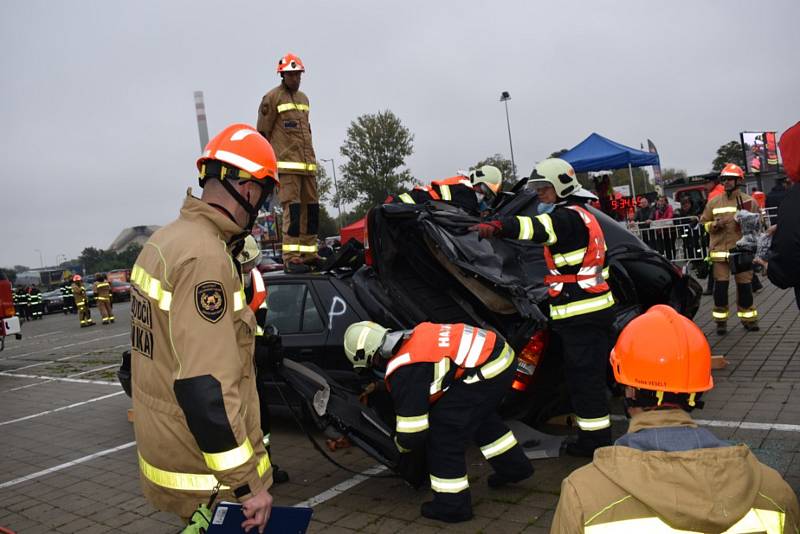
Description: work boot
xmin=716 ymin=322 xmax=727 ymax=335
xmin=743 ymin=322 xmax=760 ymax=332
xmin=272 ymin=465 xmax=289 ymax=484
xmin=564 ymin=428 xmax=612 ymax=458
xmin=284 ymin=262 xmax=311 ymax=274
xmin=420 ymin=501 xmax=473 ymax=523
xmin=487 ymin=463 xmax=534 ymax=489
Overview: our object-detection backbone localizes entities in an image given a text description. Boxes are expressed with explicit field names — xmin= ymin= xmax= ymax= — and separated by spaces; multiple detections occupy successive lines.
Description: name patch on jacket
xmin=195 ymin=281 xmax=226 ymax=323
xmin=283 ymin=120 xmax=299 ymax=129
xmin=130 ymin=287 xmax=154 ymax=359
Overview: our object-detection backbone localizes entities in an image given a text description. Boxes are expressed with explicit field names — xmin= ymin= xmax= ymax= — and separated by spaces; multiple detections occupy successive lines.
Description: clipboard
xmin=205 ymin=502 xmax=313 ymax=533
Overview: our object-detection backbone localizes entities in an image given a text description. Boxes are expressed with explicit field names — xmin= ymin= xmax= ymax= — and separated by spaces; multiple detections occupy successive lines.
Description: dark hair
xmin=628 ymin=389 xmax=704 ymax=412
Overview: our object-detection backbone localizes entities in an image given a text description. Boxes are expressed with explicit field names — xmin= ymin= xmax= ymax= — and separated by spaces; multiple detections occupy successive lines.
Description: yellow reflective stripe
xmin=704 ymin=221 xmax=714 ymax=233
xmin=96 ymin=283 xmax=110 ymax=288
xmin=277 ymin=161 xmax=317 ymax=172
xmin=394 ymin=436 xmax=411 ymax=453
xmin=576 ymin=415 xmax=611 ymax=431
xmin=478 ymin=344 xmax=514 ymax=380
xmin=737 ymin=309 xmax=758 ymax=319
xmin=131 ymin=264 xmax=172 ymax=311
xmin=535 ymin=213 xmax=557 ymax=245
xmin=602 ymin=266 xmax=610 ymax=280
xmin=233 ymin=288 xmax=245 ymax=312
xmin=429 ymin=358 xmax=450 ymax=395
xmin=480 ymin=430 xmax=518 ymax=459
xmin=398 ymin=193 xmax=415 ymax=204
xmin=713 ymin=206 xmax=738 ymax=215
xmin=282 ymin=244 xmax=301 ymax=252
xmin=552 ymin=247 xmax=587 ymax=267
xmin=550 ymin=292 xmax=615 ymax=320
xmin=710 ymin=251 xmax=730 ymax=259
xmin=713 ymin=309 xmax=729 ymax=319
xmin=584 ymin=509 xmax=785 ymax=534
xmin=517 ymin=216 xmax=534 ymax=240
xmin=276 ymin=103 xmax=309 ymax=113
xmin=439 ymin=184 xmax=452 ymax=200
xmin=139 ymin=452 xmax=270 ymax=491
xmin=396 ymin=414 xmax=429 ymax=433
xmin=202 ymin=439 xmax=254 ymax=471
xmin=298 ymin=244 xmax=317 ymax=253
xmin=255 ymin=325 xmax=264 ymax=336
xmin=430 ymin=474 xmax=469 ymax=493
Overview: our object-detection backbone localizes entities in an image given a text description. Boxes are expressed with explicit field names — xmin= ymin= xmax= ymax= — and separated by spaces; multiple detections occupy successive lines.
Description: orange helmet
xmin=720 ymin=163 xmax=745 ymax=180
xmin=72 ymin=274 xmax=82 ymax=282
xmin=277 ymin=53 xmax=305 ymax=73
xmin=197 ymin=123 xmax=278 ymax=185
xmin=611 ymin=304 xmax=713 ymax=394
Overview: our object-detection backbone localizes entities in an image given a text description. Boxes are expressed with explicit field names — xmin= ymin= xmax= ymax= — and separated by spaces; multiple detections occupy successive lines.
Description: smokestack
xmin=194 ymin=91 xmax=209 ymax=153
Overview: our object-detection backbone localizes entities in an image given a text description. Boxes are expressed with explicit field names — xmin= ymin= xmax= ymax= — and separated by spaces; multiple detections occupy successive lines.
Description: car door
xmin=264 ymin=281 xmax=328 ymax=365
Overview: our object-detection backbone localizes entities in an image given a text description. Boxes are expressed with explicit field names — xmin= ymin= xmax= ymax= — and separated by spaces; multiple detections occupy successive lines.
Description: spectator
xmin=652 ymin=196 xmax=676 ymax=261
xmin=765 ymin=177 xmax=788 ymax=225
xmin=318 ymin=239 xmax=334 ymax=258
xmin=633 ymin=197 xmax=654 ymax=248
xmin=677 ymin=195 xmax=702 ymax=262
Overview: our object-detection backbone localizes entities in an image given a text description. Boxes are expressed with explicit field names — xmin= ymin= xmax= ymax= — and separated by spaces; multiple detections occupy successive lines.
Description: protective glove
xmin=469 ymin=220 xmax=503 ymax=239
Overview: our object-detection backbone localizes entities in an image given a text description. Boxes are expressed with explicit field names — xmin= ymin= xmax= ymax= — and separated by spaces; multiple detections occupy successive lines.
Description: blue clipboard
xmin=206 ymin=502 xmax=313 ymax=533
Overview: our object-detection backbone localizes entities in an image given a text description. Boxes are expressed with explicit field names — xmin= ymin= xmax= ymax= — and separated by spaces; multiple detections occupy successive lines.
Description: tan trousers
xmin=97 ymin=298 xmax=114 ymax=324
xmin=279 ymin=173 xmax=319 ymax=262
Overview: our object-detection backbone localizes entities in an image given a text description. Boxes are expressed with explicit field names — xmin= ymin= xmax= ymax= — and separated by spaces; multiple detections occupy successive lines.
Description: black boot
xmin=565 ymin=428 xmax=612 ymax=458
xmin=716 ymin=322 xmax=728 ymax=335
xmin=420 ymin=501 xmax=473 ymax=523
xmin=284 ymin=261 xmax=311 ymax=274
xmin=487 ymin=462 xmax=534 ymax=488
xmin=272 ymin=465 xmax=289 ymax=484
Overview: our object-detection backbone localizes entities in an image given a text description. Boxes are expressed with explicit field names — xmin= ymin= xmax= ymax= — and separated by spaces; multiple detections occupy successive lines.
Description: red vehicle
xmin=0 ymin=273 xmax=22 ymax=351
xmin=107 ymin=269 xmax=131 ymax=284
xmin=110 ymin=280 xmax=132 ymax=302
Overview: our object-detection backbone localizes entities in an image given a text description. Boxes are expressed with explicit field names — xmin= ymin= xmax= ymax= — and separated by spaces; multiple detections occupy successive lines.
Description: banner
xmin=647 ymin=139 xmax=662 ymax=187
xmin=741 ymin=131 xmax=778 ymax=174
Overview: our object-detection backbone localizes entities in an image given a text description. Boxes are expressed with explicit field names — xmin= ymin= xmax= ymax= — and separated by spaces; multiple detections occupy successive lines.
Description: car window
xmin=266 ymin=283 xmax=324 ymax=334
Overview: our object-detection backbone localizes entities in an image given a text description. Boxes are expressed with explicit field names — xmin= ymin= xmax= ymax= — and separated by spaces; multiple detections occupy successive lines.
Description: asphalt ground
xmin=0 ymin=280 xmax=798 ymax=533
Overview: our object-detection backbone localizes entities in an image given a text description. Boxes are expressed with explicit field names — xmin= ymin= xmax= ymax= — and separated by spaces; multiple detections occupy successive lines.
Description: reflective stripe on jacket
xmin=257 ymin=84 xmax=316 ymax=175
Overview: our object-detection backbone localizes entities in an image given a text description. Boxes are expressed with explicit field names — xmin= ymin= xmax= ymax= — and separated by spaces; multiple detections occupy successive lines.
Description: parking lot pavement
xmin=1 ymin=280 xmax=799 ymax=533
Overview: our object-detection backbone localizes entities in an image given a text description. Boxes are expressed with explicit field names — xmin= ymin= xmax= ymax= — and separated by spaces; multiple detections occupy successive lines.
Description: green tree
xmin=661 ymin=168 xmax=688 ymax=184
xmin=317 ymin=205 xmax=339 ymax=238
xmin=712 ymin=141 xmax=745 ymax=172
xmin=13 ymin=265 xmax=30 ymax=273
xmin=473 ymin=153 xmax=517 ymax=189
xmin=338 ymin=110 xmax=415 ymax=213
xmin=0 ymin=267 xmax=16 ymax=283
xmin=116 ymin=244 xmax=142 ymax=269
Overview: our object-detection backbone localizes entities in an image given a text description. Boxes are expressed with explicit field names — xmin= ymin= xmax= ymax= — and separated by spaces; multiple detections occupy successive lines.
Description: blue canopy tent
xmin=560 ymin=133 xmax=660 ymax=198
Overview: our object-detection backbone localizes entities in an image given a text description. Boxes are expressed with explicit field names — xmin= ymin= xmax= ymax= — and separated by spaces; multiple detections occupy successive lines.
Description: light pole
xmin=34 ymin=249 xmax=43 ymax=268
xmin=499 ymin=91 xmax=517 ymax=180
xmin=320 ymin=158 xmax=344 ymax=230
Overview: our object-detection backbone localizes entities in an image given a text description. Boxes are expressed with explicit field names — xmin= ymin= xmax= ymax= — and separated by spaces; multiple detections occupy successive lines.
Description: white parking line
xmin=0 ymin=390 xmax=126 ymax=426
xmin=27 ymin=330 xmax=63 ymax=339
xmin=5 ymin=364 xmax=121 ymax=392
xmin=9 ymin=343 xmax=129 ymax=372
xmin=0 ymin=441 xmax=136 ymax=490
xmin=611 ymin=414 xmax=800 ymax=433
xmin=293 ymin=464 xmax=388 ymax=508
xmin=0 ymin=371 xmax=118 ymax=387
xmin=0 ymin=332 xmax=128 ymax=360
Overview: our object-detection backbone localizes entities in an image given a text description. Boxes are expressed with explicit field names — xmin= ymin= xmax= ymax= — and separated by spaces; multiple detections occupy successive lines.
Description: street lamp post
xmin=320 ymin=158 xmax=344 ymax=230
xmin=499 ymin=91 xmax=517 ymax=180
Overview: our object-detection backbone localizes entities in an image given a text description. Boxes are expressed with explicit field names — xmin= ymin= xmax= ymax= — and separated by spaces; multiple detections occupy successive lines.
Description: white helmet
xmin=237 ymin=235 xmax=262 ymax=270
xmin=529 ymin=158 xmax=597 ymax=200
xmin=469 ymin=165 xmax=503 ymax=195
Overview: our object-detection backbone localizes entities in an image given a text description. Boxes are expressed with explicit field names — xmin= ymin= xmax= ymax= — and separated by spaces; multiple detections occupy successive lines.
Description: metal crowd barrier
xmin=626 ymin=216 xmax=708 ymax=263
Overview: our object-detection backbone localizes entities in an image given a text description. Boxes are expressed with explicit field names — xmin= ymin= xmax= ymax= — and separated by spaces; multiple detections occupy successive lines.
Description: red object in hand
xmin=470 ymin=220 xmax=503 ymax=238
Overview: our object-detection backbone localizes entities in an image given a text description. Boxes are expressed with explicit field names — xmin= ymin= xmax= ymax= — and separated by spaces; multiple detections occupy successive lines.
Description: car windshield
xmin=111 ymin=281 xmax=128 ymax=287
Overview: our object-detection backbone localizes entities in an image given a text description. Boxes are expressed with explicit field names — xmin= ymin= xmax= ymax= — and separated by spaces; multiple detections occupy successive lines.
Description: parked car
xmin=42 ymin=288 xmax=65 ymax=314
xmin=110 ymin=280 xmax=131 ymax=302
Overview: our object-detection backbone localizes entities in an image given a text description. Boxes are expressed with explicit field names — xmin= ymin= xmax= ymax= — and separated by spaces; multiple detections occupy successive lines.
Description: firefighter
xmin=700 ymin=163 xmax=759 ymax=335
xmin=257 ymin=53 xmax=318 ymax=274
xmin=71 ymin=275 xmax=95 ymax=327
xmin=471 ymin=158 xmax=615 ymax=457
xmin=237 ymin=236 xmax=289 ymax=485
xmin=391 ymin=184 xmax=441 ymax=205
xmin=551 ymin=304 xmax=800 ymax=533
xmin=14 ymin=287 xmax=29 ymax=322
xmin=468 ymin=165 xmax=503 ymax=215
xmin=343 ymin=321 xmax=533 ymax=523
xmin=61 ymin=280 xmax=75 ymax=314
xmin=129 ymin=123 xmax=277 ymax=530
xmin=93 ymin=274 xmax=114 ymax=325
xmin=431 ymin=173 xmax=481 ymax=214
xmin=28 ymin=284 xmax=43 ymax=319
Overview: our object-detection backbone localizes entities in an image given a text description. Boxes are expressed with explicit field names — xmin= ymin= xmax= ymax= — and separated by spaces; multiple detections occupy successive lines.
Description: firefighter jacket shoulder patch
xmin=195 ymin=281 xmax=226 ymax=323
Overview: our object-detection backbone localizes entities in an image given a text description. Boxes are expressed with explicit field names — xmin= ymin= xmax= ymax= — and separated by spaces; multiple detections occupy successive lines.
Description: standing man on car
xmin=700 ymin=163 xmax=759 ymax=335
xmin=257 ymin=53 xmax=318 ymax=274
xmin=343 ymin=321 xmax=533 ymax=523
xmin=471 ymin=158 xmax=615 ymax=457
xmin=130 ymin=124 xmax=277 ymax=532
xmin=551 ymin=305 xmax=800 ymax=533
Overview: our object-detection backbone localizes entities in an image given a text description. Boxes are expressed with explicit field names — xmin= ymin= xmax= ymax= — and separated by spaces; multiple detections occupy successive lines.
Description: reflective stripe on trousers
xmin=277 ymin=161 xmax=317 ymax=172
xmin=550 ymin=292 xmax=615 ymax=320
xmin=138 ymin=452 xmax=270 ymax=491
xmin=282 ymin=243 xmax=318 ymax=253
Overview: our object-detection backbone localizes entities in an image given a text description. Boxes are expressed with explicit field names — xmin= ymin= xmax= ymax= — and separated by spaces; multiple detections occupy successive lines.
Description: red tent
xmin=340 ymin=217 xmax=366 ymax=245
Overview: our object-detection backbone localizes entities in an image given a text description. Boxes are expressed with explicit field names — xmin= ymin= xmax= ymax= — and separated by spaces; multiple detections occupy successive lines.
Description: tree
xmin=338 ymin=110 xmax=415 ymax=213
xmin=661 ymin=168 xmax=688 ymax=184
xmin=473 ymin=154 xmax=517 ymax=190
xmin=317 ymin=205 xmax=339 ymax=239
xmin=13 ymin=265 xmax=29 ymax=273
xmin=712 ymin=141 xmax=745 ymax=172
xmin=0 ymin=268 xmax=16 ymax=283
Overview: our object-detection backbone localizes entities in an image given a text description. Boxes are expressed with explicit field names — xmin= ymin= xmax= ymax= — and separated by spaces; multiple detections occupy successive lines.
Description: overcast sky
xmin=1 ymin=0 xmax=798 ymax=269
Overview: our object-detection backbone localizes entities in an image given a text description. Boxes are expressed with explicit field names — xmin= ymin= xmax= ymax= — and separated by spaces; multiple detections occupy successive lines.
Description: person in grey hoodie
xmin=551 ymin=304 xmax=799 ymax=534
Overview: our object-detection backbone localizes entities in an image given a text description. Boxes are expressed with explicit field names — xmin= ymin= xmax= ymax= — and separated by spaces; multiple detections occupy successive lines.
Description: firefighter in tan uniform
xmin=551 ymin=305 xmax=800 ymax=534
xmin=93 ymin=274 xmax=114 ymax=325
xmin=700 ymin=163 xmax=759 ymax=335
xmin=130 ymin=124 xmax=279 ymax=533
xmin=257 ymin=53 xmax=318 ymax=273
xmin=71 ymin=275 xmax=95 ymax=327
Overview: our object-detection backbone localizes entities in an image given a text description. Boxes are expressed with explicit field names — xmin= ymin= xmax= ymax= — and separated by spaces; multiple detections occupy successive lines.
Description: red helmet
xmin=720 ymin=163 xmax=745 ymax=180
xmin=779 ymin=121 xmax=800 ymax=183
xmin=72 ymin=274 xmax=82 ymax=282
xmin=197 ymin=123 xmax=278 ymax=185
xmin=277 ymin=53 xmax=305 ymax=73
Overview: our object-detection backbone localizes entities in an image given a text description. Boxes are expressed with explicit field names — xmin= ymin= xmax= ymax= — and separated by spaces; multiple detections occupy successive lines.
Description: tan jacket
xmin=257 ymin=83 xmax=316 ymax=175
xmin=551 ymin=410 xmax=799 ymax=533
xmin=700 ymin=189 xmax=756 ymax=261
xmin=131 ymin=190 xmax=271 ymax=518
xmin=93 ymin=281 xmax=111 ymax=301
xmin=71 ymin=282 xmax=86 ymax=304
